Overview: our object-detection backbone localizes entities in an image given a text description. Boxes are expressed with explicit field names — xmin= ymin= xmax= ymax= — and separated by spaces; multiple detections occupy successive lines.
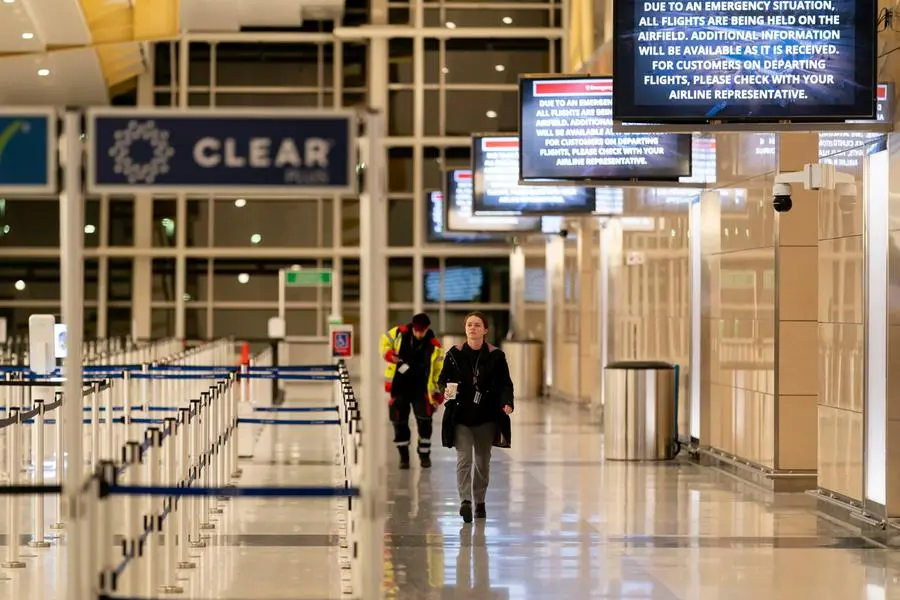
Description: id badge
xmin=473 ymin=391 xmax=482 ymax=405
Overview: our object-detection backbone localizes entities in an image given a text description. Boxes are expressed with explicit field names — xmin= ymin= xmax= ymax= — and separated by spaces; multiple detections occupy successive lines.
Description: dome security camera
xmin=772 ymin=182 xmax=792 ymax=213
xmin=772 ymin=163 xmax=857 ymax=214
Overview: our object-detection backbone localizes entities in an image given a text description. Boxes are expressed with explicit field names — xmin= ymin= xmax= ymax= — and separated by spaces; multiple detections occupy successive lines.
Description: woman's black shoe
xmin=419 ymin=453 xmax=432 ymax=469
xmin=460 ymin=501 xmax=473 ymax=523
xmin=475 ymin=503 xmax=486 ymax=519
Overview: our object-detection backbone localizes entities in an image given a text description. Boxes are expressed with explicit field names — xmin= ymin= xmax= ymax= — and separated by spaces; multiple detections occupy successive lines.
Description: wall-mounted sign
xmin=87 ymin=109 xmax=357 ymax=196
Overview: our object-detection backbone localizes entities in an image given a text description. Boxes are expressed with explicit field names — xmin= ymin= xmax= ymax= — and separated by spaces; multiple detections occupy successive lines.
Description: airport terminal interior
xmin=3 ymin=0 xmax=900 ymax=598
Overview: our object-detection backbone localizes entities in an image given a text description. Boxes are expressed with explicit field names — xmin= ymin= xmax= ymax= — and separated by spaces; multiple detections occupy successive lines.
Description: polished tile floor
xmin=3 ymin=396 xmax=900 ymax=599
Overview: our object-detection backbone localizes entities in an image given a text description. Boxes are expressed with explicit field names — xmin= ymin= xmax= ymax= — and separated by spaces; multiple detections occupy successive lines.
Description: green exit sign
xmin=285 ymin=269 xmax=333 ymax=287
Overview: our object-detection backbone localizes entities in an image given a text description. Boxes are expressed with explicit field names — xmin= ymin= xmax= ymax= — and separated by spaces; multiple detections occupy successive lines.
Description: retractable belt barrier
xmin=0 ymin=337 xmax=365 ymax=599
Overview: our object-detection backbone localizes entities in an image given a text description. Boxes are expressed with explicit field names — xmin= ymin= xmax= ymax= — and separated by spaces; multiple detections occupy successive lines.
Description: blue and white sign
xmin=86 ymin=109 xmax=357 ymax=196
xmin=0 ymin=109 xmax=57 ymax=195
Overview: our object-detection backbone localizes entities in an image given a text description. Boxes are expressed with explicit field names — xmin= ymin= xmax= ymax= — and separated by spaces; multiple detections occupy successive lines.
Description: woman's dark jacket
xmin=438 ymin=342 xmax=514 ymax=449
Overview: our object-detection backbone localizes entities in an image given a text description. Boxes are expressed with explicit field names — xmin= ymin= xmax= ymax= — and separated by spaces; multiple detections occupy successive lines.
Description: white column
xmin=61 ymin=110 xmax=87 ymax=600
xmin=133 ymin=51 xmax=155 ymax=340
xmin=132 ymin=196 xmax=153 ymax=339
xmin=97 ymin=195 xmax=110 ymax=338
xmin=544 ymin=236 xmax=565 ymax=391
xmin=358 ymin=27 xmax=390 ymax=600
xmin=508 ymin=244 xmax=525 ymax=337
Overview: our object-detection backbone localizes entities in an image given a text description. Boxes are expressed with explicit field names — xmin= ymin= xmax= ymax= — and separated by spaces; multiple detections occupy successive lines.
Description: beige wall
xmin=701 ymin=133 xmax=819 ymax=471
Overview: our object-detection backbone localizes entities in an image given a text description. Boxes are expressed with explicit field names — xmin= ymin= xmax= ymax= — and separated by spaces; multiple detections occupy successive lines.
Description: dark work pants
xmin=390 ymin=394 xmax=434 ymax=455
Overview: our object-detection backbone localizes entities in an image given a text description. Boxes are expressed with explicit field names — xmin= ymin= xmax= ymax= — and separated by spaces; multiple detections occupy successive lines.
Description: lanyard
xmin=472 ymin=351 xmax=481 ymax=387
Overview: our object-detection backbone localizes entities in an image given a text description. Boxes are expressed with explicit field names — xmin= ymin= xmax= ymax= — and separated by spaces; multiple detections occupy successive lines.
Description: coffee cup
xmin=445 ymin=382 xmax=458 ymax=399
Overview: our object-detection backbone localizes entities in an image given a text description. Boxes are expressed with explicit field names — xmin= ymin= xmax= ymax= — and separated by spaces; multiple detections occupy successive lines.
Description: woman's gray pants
xmin=455 ymin=423 xmax=496 ymax=504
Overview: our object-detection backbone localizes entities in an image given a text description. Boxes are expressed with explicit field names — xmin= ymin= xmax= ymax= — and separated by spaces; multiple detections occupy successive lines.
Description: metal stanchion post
xmin=195 ymin=395 xmax=214 ymax=532
xmin=104 ymin=379 xmax=114 ymax=460
xmin=176 ymin=408 xmax=196 ymax=568
xmin=29 ymin=399 xmax=50 ymax=548
xmin=3 ymin=407 xmax=26 ymax=568
xmin=144 ymin=428 xmax=160 ymax=596
xmin=160 ymin=418 xmax=183 ymax=594
xmin=90 ymin=382 xmax=100 ymax=468
xmin=51 ymin=390 xmax=64 ymax=530
xmin=96 ymin=462 xmax=117 ymax=597
xmin=216 ymin=381 xmax=229 ymax=502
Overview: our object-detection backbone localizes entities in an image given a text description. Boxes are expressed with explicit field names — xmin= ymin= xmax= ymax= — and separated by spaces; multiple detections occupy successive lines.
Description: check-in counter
xmin=503 ymin=340 xmax=543 ymax=399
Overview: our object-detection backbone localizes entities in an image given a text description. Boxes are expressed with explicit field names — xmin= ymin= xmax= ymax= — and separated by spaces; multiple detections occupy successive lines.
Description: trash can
xmin=603 ymin=360 xmax=678 ymax=460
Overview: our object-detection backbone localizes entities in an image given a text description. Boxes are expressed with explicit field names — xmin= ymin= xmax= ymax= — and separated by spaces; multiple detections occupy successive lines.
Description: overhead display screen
xmin=741 ymin=83 xmax=890 ymax=172
xmin=613 ymin=0 xmax=878 ymax=122
xmin=473 ymin=136 xmax=596 ymax=214
xmin=519 ymin=76 xmax=693 ymax=181
xmin=445 ymin=169 xmax=542 ymax=233
xmin=426 ymin=191 xmax=505 ymax=243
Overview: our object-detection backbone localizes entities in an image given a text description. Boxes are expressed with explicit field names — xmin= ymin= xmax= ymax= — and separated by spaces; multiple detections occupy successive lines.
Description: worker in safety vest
xmin=380 ymin=313 xmax=444 ymax=469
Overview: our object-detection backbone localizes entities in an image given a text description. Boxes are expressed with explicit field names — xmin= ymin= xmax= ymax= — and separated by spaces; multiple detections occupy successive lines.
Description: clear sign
xmin=87 ymin=109 xmax=357 ymax=196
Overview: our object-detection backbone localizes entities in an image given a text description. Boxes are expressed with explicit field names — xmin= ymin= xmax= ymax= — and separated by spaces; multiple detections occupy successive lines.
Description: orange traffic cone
xmin=239 ymin=342 xmax=250 ymax=366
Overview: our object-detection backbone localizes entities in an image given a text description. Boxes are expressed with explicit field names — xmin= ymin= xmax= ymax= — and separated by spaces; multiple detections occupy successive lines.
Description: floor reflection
xmin=381 ymin=399 xmax=900 ymax=600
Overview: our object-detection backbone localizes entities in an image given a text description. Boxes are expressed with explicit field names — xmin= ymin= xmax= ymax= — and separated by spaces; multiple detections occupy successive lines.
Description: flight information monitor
xmin=612 ymin=0 xmax=878 ymax=122
xmin=741 ymin=83 xmax=890 ymax=172
xmin=472 ymin=135 xmax=596 ymax=214
xmin=426 ymin=191 xmax=505 ymax=243
xmin=444 ymin=169 xmax=542 ymax=233
xmin=518 ymin=76 xmax=693 ymax=182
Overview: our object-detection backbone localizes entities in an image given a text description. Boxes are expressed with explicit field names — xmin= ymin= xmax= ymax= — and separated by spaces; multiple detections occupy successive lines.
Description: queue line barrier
xmin=0 ymin=337 xmax=210 ymax=577
xmin=0 ymin=339 xmax=365 ymax=598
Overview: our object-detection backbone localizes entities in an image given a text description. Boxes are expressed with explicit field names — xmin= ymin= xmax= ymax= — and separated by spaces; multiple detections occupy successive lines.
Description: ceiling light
xmin=234 ymin=198 xmax=246 ymax=208
xmin=502 ymin=16 xmax=513 ymax=24
xmin=14 ymin=280 xmax=25 ymax=291
xmin=84 ymin=224 xmax=96 ymax=234
xmin=2 ymin=0 xmax=15 ymax=4
xmin=237 ymin=273 xmax=250 ymax=284
xmin=250 ymin=233 xmax=262 ymax=244
xmin=21 ymin=32 xmax=33 ymax=40
xmin=494 ymin=64 xmax=505 ymax=72
xmin=445 ymin=21 xmax=456 ymax=29
xmin=37 ymin=68 xmax=49 ymax=77
xmin=486 ymin=110 xmax=497 ymax=118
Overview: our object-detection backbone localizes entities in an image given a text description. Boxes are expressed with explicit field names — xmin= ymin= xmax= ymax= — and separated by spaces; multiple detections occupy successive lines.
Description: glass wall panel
xmin=108 ymin=259 xmax=134 ymax=302
xmin=388 ymin=258 xmax=414 ymax=303
xmin=212 ymin=259 xmax=329 ymax=304
xmin=0 ymin=259 xmax=60 ymax=300
xmin=152 ymin=259 xmax=176 ymax=302
xmin=109 ymin=199 xmax=134 ymax=247
xmin=424 ymin=7 xmax=554 ymax=28
xmin=0 ymin=200 xmax=59 ymax=247
xmin=84 ymin=200 xmax=100 ymax=248
xmin=388 ymin=199 xmax=414 ymax=247
xmin=151 ymin=308 xmax=175 ymax=338
xmin=214 ymin=200 xmax=324 ymax=248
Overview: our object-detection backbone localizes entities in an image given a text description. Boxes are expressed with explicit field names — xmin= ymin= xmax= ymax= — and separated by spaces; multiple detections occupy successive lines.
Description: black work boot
xmin=475 ymin=503 xmax=486 ymax=519
xmin=398 ymin=446 xmax=410 ymax=470
xmin=419 ymin=453 xmax=432 ymax=469
xmin=460 ymin=500 xmax=473 ymax=523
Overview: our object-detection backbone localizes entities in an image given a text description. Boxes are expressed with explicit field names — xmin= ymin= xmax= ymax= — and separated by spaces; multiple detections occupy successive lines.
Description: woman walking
xmin=439 ymin=312 xmax=514 ymax=523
